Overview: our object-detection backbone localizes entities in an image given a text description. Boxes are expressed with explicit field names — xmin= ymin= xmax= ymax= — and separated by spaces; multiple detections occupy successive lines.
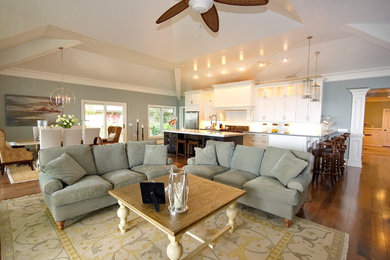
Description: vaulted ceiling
xmin=1 ymin=0 xmax=390 ymax=97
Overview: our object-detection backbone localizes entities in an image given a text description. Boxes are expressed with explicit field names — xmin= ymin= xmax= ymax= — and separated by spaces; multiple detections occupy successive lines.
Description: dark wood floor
xmin=0 ymin=153 xmax=389 ymax=259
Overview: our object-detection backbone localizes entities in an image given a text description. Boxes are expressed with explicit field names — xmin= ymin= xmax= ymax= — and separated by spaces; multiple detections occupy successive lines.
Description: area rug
xmin=6 ymin=165 xmax=39 ymax=184
xmin=0 ymin=194 xmax=348 ymax=260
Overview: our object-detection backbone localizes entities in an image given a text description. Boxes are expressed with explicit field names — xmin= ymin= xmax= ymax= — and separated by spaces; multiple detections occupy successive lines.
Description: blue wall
xmin=0 ymin=75 xmax=179 ymax=141
xmin=322 ymin=76 xmax=390 ymax=130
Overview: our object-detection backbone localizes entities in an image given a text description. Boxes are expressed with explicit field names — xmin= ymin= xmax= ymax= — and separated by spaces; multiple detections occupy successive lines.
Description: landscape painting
xmin=5 ymin=94 xmax=62 ymax=126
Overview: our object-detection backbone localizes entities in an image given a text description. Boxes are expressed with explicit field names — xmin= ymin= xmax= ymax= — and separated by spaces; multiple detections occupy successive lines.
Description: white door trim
xmin=81 ymin=99 xmax=127 ymax=142
xmin=348 ymin=88 xmax=370 ymax=168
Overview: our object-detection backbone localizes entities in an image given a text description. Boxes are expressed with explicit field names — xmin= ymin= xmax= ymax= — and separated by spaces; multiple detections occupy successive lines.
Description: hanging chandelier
xmin=302 ymin=36 xmax=313 ymax=99
xmin=50 ymin=47 xmax=75 ymax=108
xmin=311 ymin=51 xmax=321 ymax=102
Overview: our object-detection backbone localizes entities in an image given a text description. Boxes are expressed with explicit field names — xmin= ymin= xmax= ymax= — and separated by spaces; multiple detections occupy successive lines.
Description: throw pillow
xmin=271 ymin=151 xmax=308 ymax=186
xmin=126 ymin=140 xmax=156 ymax=168
xmin=107 ymin=132 xmax=116 ymax=141
xmin=194 ymin=145 xmax=218 ymax=165
xmin=42 ymin=153 xmax=87 ymax=185
xmin=205 ymin=140 xmax=235 ymax=168
xmin=143 ymin=145 xmax=168 ymax=165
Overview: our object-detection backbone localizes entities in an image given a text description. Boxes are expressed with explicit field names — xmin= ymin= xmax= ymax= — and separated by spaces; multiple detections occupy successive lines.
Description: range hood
xmin=212 ymin=80 xmax=254 ymax=111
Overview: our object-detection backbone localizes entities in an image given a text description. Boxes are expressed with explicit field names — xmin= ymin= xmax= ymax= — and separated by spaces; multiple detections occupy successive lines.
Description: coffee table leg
xmin=117 ymin=201 xmax=129 ymax=233
xmin=226 ymin=200 xmax=238 ymax=233
xmin=167 ymin=234 xmax=183 ymax=260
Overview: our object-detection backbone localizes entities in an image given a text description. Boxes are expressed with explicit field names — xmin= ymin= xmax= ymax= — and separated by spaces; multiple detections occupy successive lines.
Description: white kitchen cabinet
xmin=274 ymin=96 xmax=296 ymax=122
xmin=185 ymin=90 xmax=201 ymax=111
xmin=295 ymin=98 xmax=321 ymax=123
xmin=254 ymin=86 xmax=275 ymax=121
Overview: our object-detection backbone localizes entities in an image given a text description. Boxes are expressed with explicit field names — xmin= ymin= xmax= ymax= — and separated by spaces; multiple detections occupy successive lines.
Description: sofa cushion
xmin=213 ymin=169 xmax=257 ymax=189
xmin=259 ymin=146 xmax=289 ymax=177
xmin=101 ymin=169 xmax=146 ymax=189
xmin=206 ymin=140 xmax=235 ymax=168
xmin=230 ymin=145 xmax=265 ymax=175
xmin=50 ymin=175 xmax=112 ymax=207
xmin=39 ymin=144 xmax=97 ymax=175
xmin=39 ymin=171 xmax=63 ymax=195
xmin=126 ymin=141 xmax=156 ymax=168
xmin=42 ymin=153 xmax=87 ymax=185
xmin=131 ymin=165 xmax=177 ymax=180
xmin=92 ymin=143 xmax=129 ymax=175
xmin=143 ymin=145 xmax=168 ymax=165
xmin=243 ymin=176 xmax=300 ymax=206
xmin=271 ymin=151 xmax=308 ymax=186
xmin=194 ymin=145 xmax=218 ymax=165
xmin=183 ymin=165 xmax=228 ymax=180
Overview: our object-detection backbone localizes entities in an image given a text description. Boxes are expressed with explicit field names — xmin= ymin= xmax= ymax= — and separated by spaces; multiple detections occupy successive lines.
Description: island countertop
xmin=164 ymin=129 xmax=244 ymax=137
xmin=244 ymin=130 xmax=336 ymax=138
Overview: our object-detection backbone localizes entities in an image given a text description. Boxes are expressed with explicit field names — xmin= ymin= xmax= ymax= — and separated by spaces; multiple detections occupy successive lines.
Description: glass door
xmin=82 ymin=100 xmax=127 ymax=142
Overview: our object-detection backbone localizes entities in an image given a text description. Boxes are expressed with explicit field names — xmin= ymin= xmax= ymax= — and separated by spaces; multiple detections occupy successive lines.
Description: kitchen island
xmin=164 ymin=129 xmax=244 ymax=154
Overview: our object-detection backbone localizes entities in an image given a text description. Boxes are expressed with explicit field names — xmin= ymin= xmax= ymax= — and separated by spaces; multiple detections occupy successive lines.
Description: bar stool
xmin=187 ymin=140 xmax=199 ymax=158
xmin=176 ymin=139 xmax=187 ymax=159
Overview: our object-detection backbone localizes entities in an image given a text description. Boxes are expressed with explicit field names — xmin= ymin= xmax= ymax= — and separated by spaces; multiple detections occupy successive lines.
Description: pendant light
xmin=302 ymin=36 xmax=313 ymax=99
xmin=311 ymin=51 xmax=321 ymax=102
xmin=50 ymin=47 xmax=75 ymax=108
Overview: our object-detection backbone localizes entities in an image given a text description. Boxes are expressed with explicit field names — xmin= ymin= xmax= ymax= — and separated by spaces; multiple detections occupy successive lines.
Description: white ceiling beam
xmin=0 ymin=38 xmax=81 ymax=71
xmin=342 ymin=24 xmax=390 ymax=50
xmin=174 ymin=67 xmax=182 ymax=100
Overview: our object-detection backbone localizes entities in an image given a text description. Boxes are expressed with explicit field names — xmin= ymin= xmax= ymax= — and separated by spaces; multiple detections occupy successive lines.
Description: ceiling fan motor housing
xmin=189 ymin=0 xmax=214 ymax=14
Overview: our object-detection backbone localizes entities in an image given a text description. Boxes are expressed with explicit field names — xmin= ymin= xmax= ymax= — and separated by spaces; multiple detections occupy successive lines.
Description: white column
xmin=348 ymin=88 xmax=370 ymax=168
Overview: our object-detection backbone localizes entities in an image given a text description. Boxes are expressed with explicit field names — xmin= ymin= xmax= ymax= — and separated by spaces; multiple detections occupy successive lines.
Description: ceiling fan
xmin=156 ymin=0 xmax=269 ymax=32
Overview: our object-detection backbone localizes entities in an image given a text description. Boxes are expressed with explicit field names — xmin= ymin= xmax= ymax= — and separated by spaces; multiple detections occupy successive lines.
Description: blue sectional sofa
xmin=184 ymin=140 xmax=313 ymax=227
xmin=38 ymin=141 xmax=176 ymax=230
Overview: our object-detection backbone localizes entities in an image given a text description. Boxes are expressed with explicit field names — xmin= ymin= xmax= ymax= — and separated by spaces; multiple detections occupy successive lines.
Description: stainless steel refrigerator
xmin=185 ymin=111 xmax=199 ymax=129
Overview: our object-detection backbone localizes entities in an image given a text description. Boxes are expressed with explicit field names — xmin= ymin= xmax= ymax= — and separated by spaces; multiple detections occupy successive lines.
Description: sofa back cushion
xmin=143 ymin=144 xmax=168 ymax=165
xmin=92 ymin=143 xmax=128 ymax=175
xmin=230 ymin=145 xmax=265 ymax=175
xmin=126 ymin=140 xmax=156 ymax=168
xmin=206 ymin=140 xmax=235 ymax=168
xmin=39 ymin=144 xmax=97 ymax=175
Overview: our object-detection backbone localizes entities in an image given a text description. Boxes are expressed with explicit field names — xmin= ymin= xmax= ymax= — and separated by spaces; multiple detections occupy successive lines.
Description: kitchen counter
xmin=244 ymin=130 xmax=335 ymax=138
xmin=164 ymin=129 xmax=244 ymax=137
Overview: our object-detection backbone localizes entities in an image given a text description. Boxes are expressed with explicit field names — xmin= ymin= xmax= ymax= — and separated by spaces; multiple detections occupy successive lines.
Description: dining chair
xmin=0 ymin=129 xmax=34 ymax=175
xmin=83 ymin=128 xmax=101 ymax=145
xmin=40 ymin=129 xmax=61 ymax=149
xmin=62 ymin=128 xmax=82 ymax=146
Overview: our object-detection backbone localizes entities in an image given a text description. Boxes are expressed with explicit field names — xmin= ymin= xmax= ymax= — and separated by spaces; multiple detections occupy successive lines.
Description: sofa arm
xmin=287 ymin=173 xmax=311 ymax=193
xmin=167 ymin=158 xmax=174 ymax=165
xmin=39 ymin=171 xmax=63 ymax=195
xmin=187 ymin=157 xmax=195 ymax=165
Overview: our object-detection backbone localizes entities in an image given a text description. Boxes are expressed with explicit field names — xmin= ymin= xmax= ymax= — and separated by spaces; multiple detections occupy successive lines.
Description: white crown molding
xmin=0 ymin=68 xmax=176 ymax=97
xmin=323 ymin=66 xmax=390 ymax=82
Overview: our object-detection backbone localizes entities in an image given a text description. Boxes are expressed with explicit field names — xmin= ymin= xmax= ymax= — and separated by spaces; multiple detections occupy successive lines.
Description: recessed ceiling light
xmin=193 ymin=64 xmax=197 ymax=71
xmin=239 ymin=51 xmax=244 ymax=61
xmin=193 ymin=74 xmax=199 ymax=79
xmin=238 ymin=66 xmax=245 ymax=71
xmin=206 ymin=72 xmax=212 ymax=77
xmin=221 ymin=56 xmax=226 ymax=65
xmin=221 ymin=69 xmax=227 ymax=74
xmin=282 ymin=57 xmax=288 ymax=63
xmin=207 ymin=60 xmax=211 ymax=68
xmin=258 ymin=62 xmax=265 ymax=67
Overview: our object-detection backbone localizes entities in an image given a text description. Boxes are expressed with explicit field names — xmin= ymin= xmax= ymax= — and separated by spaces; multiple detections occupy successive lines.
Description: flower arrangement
xmin=52 ymin=114 xmax=80 ymax=128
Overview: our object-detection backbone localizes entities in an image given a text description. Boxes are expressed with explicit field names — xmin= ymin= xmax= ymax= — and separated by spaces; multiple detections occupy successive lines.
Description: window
xmin=148 ymin=105 xmax=176 ymax=137
xmin=82 ymin=100 xmax=127 ymax=142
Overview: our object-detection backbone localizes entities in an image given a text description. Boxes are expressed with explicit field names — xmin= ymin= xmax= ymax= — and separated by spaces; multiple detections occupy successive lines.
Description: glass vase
xmin=168 ymin=167 xmax=189 ymax=215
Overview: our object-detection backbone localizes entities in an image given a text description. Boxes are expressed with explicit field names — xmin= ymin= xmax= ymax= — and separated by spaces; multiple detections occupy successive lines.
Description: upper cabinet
xmin=185 ymin=90 xmax=201 ymax=111
xmin=202 ymin=90 xmax=225 ymax=121
xmin=254 ymin=80 xmax=323 ymax=123
xmin=212 ymin=80 xmax=254 ymax=109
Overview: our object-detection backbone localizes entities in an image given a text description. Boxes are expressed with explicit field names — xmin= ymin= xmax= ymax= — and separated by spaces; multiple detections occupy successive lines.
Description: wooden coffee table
xmin=109 ymin=174 xmax=246 ymax=260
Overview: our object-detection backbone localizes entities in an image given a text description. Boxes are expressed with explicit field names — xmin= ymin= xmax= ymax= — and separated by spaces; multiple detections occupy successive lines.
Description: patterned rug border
xmin=0 ymin=193 xmax=349 ymax=260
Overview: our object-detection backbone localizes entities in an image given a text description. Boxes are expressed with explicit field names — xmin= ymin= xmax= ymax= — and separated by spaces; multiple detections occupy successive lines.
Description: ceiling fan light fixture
xmin=189 ymin=0 xmax=213 ymax=14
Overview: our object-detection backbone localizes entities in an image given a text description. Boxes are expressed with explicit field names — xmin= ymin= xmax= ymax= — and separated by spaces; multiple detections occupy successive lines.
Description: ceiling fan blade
xmin=214 ymin=0 xmax=269 ymax=6
xmin=201 ymin=5 xmax=219 ymax=32
xmin=156 ymin=0 xmax=189 ymax=24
